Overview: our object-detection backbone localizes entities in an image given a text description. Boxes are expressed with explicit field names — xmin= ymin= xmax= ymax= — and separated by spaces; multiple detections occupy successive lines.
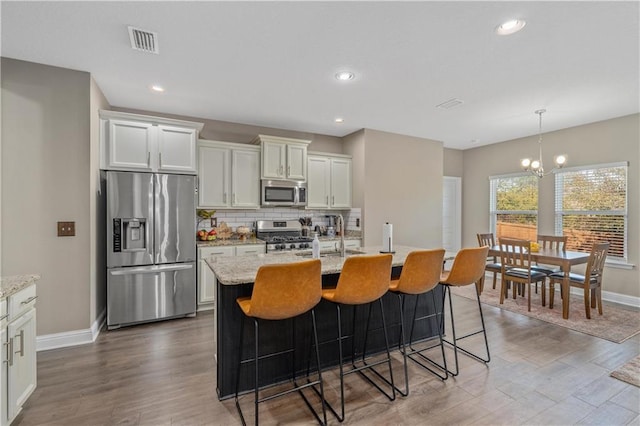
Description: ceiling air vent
xmin=128 ymin=26 xmax=159 ymax=54
xmin=436 ymin=98 xmax=464 ymax=109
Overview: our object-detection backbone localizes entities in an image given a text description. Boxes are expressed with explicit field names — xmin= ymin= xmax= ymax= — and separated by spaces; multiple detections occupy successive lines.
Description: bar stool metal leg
xmin=441 ymin=284 xmax=490 ymax=377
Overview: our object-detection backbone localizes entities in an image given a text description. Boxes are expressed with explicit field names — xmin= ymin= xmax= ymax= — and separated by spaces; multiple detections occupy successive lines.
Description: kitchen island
xmin=206 ymin=246 xmax=445 ymax=399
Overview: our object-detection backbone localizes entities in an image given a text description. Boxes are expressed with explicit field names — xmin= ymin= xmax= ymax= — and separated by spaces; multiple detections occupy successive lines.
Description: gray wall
xmin=444 ymin=148 xmax=464 ymax=177
xmin=462 ymin=114 xmax=640 ymax=298
xmin=1 ymin=58 xmax=93 ymax=334
xmin=345 ymin=129 xmax=443 ymax=248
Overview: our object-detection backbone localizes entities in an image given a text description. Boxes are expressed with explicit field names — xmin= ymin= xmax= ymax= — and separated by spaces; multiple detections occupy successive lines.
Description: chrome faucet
xmin=337 ymin=214 xmax=346 ymax=257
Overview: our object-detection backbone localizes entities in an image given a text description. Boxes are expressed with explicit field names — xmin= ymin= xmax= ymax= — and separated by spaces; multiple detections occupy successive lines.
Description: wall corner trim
xmin=36 ymin=308 xmax=106 ymax=352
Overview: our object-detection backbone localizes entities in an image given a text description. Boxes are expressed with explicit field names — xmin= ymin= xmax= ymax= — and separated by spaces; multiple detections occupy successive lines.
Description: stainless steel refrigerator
xmin=106 ymin=171 xmax=196 ymax=329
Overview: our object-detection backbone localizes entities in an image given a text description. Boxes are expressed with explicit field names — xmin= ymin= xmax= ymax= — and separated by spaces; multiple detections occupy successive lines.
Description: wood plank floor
xmin=16 ymin=294 xmax=640 ymax=425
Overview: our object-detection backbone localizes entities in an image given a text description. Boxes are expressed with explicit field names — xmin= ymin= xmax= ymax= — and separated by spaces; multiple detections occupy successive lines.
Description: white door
xmin=262 ymin=141 xmax=286 ymax=179
xmin=231 ymin=149 xmax=260 ymax=208
xmin=157 ymin=125 xmax=197 ymax=173
xmin=443 ymin=176 xmax=462 ymax=252
xmin=198 ymin=146 xmax=230 ymax=207
xmin=286 ymin=144 xmax=307 ymax=181
xmin=7 ymin=309 xmax=36 ymax=423
xmin=107 ymin=119 xmax=154 ymax=170
xmin=330 ymin=158 xmax=352 ymax=208
xmin=307 ymin=156 xmax=330 ymax=208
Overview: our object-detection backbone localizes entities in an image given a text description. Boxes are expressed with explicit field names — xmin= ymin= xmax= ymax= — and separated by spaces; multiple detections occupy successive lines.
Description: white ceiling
xmin=2 ymin=1 xmax=638 ymax=149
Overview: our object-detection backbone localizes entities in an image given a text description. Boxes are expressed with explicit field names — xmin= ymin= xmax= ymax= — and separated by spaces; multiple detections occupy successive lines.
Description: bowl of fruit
xmin=197 ymin=228 xmax=217 ymax=242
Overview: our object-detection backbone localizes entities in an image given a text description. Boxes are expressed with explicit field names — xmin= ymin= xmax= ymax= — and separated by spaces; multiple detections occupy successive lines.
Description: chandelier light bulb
xmin=531 ymin=160 xmax=541 ymax=170
xmin=521 ymin=158 xmax=531 ymax=169
xmin=555 ymin=155 xmax=567 ymax=167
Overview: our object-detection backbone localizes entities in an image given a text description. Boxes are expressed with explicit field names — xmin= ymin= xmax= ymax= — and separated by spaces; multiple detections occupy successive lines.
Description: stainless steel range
xmin=256 ymin=220 xmax=313 ymax=252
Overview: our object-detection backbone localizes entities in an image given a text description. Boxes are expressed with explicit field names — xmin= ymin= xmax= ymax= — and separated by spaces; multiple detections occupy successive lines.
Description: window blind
xmin=554 ymin=162 xmax=627 ymax=260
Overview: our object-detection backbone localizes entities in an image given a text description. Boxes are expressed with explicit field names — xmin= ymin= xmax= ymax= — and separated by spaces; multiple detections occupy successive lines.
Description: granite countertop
xmin=206 ymin=245 xmax=420 ymax=285
xmin=0 ymin=274 xmax=40 ymax=300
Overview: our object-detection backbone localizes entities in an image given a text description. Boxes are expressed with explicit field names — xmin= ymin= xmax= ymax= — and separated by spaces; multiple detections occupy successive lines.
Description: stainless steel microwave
xmin=261 ymin=180 xmax=307 ymax=207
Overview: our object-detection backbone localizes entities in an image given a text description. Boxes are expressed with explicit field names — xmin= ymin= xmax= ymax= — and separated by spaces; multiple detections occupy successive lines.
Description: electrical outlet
xmin=57 ymin=221 xmax=75 ymax=237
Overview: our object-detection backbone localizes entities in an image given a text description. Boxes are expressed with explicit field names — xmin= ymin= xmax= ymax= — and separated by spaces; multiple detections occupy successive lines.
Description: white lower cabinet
xmin=198 ymin=246 xmax=234 ymax=308
xmin=197 ymin=244 xmax=265 ymax=309
xmin=318 ymin=239 xmax=361 ymax=252
xmin=2 ymin=284 xmax=37 ymax=426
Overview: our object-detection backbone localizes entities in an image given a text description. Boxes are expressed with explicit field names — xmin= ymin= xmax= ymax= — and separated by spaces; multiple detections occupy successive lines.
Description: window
xmin=555 ymin=162 xmax=628 ymax=261
xmin=490 ymin=173 xmax=538 ymax=241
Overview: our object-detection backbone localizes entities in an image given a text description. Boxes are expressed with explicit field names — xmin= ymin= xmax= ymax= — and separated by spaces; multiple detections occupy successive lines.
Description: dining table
xmin=488 ymin=245 xmax=591 ymax=319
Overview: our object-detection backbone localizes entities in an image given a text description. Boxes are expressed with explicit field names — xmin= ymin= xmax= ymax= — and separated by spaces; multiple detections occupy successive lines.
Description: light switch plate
xmin=57 ymin=221 xmax=75 ymax=237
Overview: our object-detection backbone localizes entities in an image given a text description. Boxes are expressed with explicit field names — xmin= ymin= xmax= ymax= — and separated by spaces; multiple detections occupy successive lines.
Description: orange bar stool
xmin=234 ymin=259 xmax=326 ymax=425
xmin=319 ymin=254 xmax=394 ymax=422
xmin=389 ymin=249 xmax=448 ymax=396
xmin=439 ymin=246 xmax=490 ymax=376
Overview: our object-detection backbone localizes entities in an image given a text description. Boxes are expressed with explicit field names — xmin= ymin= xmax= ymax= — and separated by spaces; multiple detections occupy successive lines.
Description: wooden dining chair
xmin=476 ymin=233 xmax=501 ymax=292
xmin=548 ymin=242 xmax=609 ymax=319
xmin=498 ymin=238 xmax=547 ymax=311
xmin=532 ymin=235 xmax=568 ymax=297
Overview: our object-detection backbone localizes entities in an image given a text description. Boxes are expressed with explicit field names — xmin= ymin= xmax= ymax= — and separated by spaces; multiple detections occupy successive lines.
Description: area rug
xmin=451 ymin=282 xmax=640 ymax=344
xmin=610 ymin=355 xmax=640 ymax=387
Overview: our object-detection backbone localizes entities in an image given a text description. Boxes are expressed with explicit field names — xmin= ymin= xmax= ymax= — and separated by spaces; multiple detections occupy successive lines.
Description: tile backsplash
xmin=196 ymin=207 xmax=362 ymax=233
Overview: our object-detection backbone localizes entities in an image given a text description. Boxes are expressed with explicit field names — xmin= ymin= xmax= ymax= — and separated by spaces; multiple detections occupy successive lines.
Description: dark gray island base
xmin=208 ymin=246 xmax=447 ymax=399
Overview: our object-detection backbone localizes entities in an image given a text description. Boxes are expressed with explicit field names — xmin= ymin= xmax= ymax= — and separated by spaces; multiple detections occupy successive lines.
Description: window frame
xmin=489 ymin=172 xmax=539 ymax=240
xmin=554 ymin=161 xmax=628 ymax=263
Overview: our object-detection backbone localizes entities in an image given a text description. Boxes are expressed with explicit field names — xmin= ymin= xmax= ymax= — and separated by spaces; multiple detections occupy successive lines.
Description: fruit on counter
xmin=207 ymin=229 xmax=217 ymax=240
xmin=197 ymin=229 xmax=208 ymax=241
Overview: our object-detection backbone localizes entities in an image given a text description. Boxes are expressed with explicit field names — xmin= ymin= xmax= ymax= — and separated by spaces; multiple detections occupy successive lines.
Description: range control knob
xmin=289 ymin=244 xmax=297 ymax=250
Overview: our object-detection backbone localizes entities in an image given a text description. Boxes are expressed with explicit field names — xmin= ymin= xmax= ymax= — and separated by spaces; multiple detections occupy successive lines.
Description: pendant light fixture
xmin=520 ymin=109 xmax=567 ymax=178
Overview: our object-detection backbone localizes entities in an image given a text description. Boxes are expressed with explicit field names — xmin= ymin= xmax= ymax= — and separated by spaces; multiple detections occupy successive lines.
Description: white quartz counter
xmin=0 ymin=274 xmax=40 ymax=299
xmin=206 ymin=245 xmax=435 ymax=285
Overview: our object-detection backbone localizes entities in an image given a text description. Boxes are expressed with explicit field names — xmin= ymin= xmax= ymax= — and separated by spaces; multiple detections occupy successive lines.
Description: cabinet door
xmin=307 ymin=156 xmax=330 ymax=208
xmin=287 ymin=144 xmax=307 ymax=181
xmin=198 ymin=146 xmax=230 ymax=207
xmin=107 ymin=119 xmax=154 ymax=170
xmin=7 ymin=309 xmax=36 ymax=423
xmin=231 ymin=150 xmax=260 ymax=208
xmin=344 ymin=240 xmax=361 ymax=250
xmin=262 ymin=141 xmax=286 ymax=179
xmin=330 ymin=158 xmax=352 ymax=208
xmin=198 ymin=247 xmax=234 ymax=306
xmin=157 ymin=125 xmax=197 ymax=174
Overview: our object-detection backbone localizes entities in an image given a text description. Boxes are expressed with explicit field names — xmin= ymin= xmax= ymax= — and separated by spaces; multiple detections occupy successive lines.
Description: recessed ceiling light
xmin=335 ymin=118 xmax=344 ymax=123
xmin=335 ymin=71 xmax=355 ymax=81
xmin=495 ymin=19 xmax=526 ymax=35
xmin=151 ymin=85 xmax=165 ymax=93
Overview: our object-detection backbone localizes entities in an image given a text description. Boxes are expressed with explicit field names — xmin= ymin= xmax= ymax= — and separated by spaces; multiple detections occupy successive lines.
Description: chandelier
xmin=520 ymin=109 xmax=567 ymax=178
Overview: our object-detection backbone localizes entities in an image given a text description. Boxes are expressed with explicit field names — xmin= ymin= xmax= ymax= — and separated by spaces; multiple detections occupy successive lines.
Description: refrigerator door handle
xmin=109 ymin=264 xmax=193 ymax=276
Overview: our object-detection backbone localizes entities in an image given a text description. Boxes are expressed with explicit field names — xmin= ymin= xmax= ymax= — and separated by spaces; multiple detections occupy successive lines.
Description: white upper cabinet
xmin=307 ymin=156 xmax=331 ymax=208
xmin=252 ymin=135 xmax=310 ymax=181
xmin=198 ymin=140 xmax=260 ymax=209
xmin=330 ymin=157 xmax=352 ymax=208
xmin=198 ymin=144 xmax=230 ymax=207
xmin=157 ymin=125 xmax=198 ymax=173
xmin=100 ymin=110 xmax=203 ymax=174
xmin=307 ymin=153 xmax=352 ymax=209
xmin=231 ymin=149 xmax=260 ymax=208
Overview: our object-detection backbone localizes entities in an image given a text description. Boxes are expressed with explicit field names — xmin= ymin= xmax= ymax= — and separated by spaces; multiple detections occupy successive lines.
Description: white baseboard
xmin=197 ymin=304 xmax=214 ymax=312
xmin=36 ymin=308 xmax=106 ymax=352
